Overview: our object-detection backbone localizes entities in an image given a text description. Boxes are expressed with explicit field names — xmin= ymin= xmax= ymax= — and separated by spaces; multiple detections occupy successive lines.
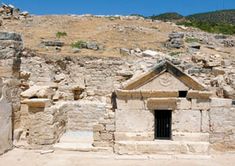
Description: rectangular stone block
xmin=93 ymin=124 xmax=105 ymax=132
xmin=210 ymin=98 xmax=232 ymax=108
xmin=100 ymin=132 xmax=113 ymax=141
xmin=172 ymin=110 xmax=201 ymax=132
xmin=147 ymin=98 xmax=177 ymax=110
xmin=116 ymin=109 xmax=154 ymax=132
xmin=116 ymin=99 xmax=147 ymax=110
xmin=191 ymin=99 xmax=210 ymax=110
xmin=177 ymin=98 xmax=192 ymax=110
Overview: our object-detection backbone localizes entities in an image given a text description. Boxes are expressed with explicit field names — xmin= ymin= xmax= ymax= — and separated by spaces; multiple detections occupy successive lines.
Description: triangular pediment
xmin=122 ymin=61 xmax=206 ymax=91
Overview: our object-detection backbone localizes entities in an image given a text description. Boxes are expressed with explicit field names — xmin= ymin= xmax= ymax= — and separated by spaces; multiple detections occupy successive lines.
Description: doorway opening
xmin=155 ymin=110 xmax=172 ymax=140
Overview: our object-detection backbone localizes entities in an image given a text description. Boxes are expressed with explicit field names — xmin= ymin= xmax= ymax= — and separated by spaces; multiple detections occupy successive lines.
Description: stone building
xmin=0 ymin=32 xmax=235 ymax=155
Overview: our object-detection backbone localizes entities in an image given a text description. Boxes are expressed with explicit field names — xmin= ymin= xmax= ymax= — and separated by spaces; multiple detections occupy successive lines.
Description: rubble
xmin=166 ymin=32 xmax=184 ymax=49
xmin=0 ymin=3 xmax=30 ymax=19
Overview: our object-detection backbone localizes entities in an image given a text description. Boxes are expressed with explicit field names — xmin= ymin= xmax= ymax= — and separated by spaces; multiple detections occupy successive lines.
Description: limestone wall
xmin=0 ymin=32 xmax=22 ymax=154
xmin=209 ymin=98 xmax=235 ymax=150
xmin=115 ymin=97 xmax=210 ymax=142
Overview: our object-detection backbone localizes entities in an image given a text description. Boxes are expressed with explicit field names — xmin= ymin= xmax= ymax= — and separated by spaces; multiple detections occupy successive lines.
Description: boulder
xmin=189 ymin=42 xmax=201 ymax=49
xmin=21 ymin=86 xmax=55 ymax=99
xmin=86 ymin=42 xmax=99 ymax=50
xmin=166 ymin=32 xmax=184 ymax=49
xmin=223 ymin=85 xmax=235 ymax=99
xmin=120 ymin=48 xmax=130 ymax=56
xmin=0 ymin=32 xmax=22 ymax=41
xmin=41 ymin=40 xmax=64 ymax=47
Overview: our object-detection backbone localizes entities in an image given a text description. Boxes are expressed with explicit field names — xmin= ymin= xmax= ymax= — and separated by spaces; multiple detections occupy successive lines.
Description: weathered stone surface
xmin=191 ymin=99 xmax=210 ymax=110
xmin=142 ymin=50 xmax=158 ymax=57
xmin=209 ymin=107 xmax=235 ymax=149
xmin=172 ymin=110 xmax=201 ymax=132
xmin=41 ymin=40 xmax=64 ymax=47
xmin=114 ymin=141 xmax=209 ymax=155
xmin=116 ymin=108 xmax=154 ymax=132
xmin=0 ymin=32 xmax=22 ymax=41
xmin=210 ymin=98 xmax=232 ymax=107
xmin=223 ymin=85 xmax=235 ymax=99
xmin=0 ymin=98 xmax=12 ymax=155
xmin=114 ymin=132 xmax=154 ymax=141
xmin=166 ymin=32 xmax=184 ymax=49
xmin=21 ymin=86 xmax=55 ymax=99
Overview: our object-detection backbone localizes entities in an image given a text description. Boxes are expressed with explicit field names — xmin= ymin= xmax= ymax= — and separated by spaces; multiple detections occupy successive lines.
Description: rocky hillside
xmin=187 ymin=9 xmax=235 ymax=25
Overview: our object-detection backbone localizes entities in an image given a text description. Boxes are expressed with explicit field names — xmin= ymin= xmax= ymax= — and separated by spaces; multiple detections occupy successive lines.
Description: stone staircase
xmin=54 ymin=131 xmax=112 ymax=152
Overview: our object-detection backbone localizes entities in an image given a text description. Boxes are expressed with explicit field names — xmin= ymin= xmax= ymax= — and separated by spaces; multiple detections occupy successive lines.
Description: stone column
xmin=0 ymin=32 xmax=23 ymax=155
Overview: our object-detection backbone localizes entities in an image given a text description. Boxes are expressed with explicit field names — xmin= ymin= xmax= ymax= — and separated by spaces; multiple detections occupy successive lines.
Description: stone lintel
xmin=21 ymin=99 xmax=52 ymax=108
xmin=187 ymin=90 xmax=212 ymax=99
xmin=116 ymin=90 xmax=179 ymax=99
xmin=147 ymin=98 xmax=177 ymax=110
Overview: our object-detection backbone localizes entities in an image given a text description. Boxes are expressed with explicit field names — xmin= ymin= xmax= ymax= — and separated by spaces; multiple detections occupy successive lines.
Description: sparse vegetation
xmin=169 ymin=51 xmax=182 ymax=57
xmin=185 ymin=37 xmax=200 ymax=43
xmin=177 ymin=20 xmax=235 ymax=35
xmin=71 ymin=40 xmax=87 ymax=49
xmin=148 ymin=9 xmax=235 ymax=35
xmin=56 ymin=31 xmax=67 ymax=38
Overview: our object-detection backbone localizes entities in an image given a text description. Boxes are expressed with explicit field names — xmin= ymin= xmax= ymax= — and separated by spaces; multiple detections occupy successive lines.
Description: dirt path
xmin=1 ymin=149 xmax=235 ymax=166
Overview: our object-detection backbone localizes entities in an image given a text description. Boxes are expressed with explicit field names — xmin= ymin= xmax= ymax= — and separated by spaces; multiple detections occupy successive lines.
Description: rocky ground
xmin=0 ymin=149 xmax=235 ymax=166
xmin=0 ymin=14 xmax=234 ymax=58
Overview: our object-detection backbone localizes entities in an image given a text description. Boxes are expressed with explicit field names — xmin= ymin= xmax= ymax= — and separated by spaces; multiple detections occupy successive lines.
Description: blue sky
xmin=2 ymin=0 xmax=235 ymax=16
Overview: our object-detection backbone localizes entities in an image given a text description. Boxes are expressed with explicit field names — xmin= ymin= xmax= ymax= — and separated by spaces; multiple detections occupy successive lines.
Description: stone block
xmin=210 ymin=98 xmax=232 ymax=108
xmin=0 ymin=98 xmax=12 ymax=155
xmin=93 ymin=132 xmax=101 ymax=141
xmin=93 ymin=141 xmax=113 ymax=147
xmin=191 ymin=99 xmax=210 ymax=110
xmin=116 ymin=109 xmax=154 ymax=132
xmin=187 ymin=90 xmax=212 ymax=99
xmin=177 ymin=98 xmax=191 ymax=110
xmin=172 ymin=110 xmax=201 ymax=132
xmin=93 ymin=124 xmax=105 ymax=132
xmin=116 ymin=99 xmax=147 ymax=110
xmin=106 ymin=124 xmax=115 ymax=132
xmin=0 ymin=32 xmax=22 ymax=41
xmin=147 ymin=98 xmax=177 ymax=110
xmin=100 ymin=132 xmax=113 ymax=141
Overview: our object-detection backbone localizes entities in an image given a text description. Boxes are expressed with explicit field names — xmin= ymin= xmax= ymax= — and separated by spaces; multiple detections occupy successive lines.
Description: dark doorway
xmin=155 ymin=110 xmax=172 ymax=140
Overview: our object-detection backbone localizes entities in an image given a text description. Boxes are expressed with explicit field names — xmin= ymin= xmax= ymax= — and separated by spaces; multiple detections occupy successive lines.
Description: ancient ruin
xmin=0 ymin=28 xmax=234 ymax=156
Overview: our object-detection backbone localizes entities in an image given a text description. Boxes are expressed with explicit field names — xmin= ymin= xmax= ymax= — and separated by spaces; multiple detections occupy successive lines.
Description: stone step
xmin=114 ymin=141 xmax=209 ymax=155
xmin=172 ymin=132 xmax=209 ymax=142
xmin=54 ymin=142 xmax=93 ymax=152
xmin=59 ymin=131 xmax=93 ymax=143
xmin=54 ymin=142 xmax=113 ymax=153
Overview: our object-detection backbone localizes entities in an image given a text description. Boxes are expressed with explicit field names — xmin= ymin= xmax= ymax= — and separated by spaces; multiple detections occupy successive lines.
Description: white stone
xmin=142 ymin=50 xmax=159 ymax=57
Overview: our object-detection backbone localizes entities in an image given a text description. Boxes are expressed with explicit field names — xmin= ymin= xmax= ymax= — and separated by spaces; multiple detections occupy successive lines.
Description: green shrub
xmin=71 ymin=40 xmax=87 ymax=49
xmin=56 ymin=31 xmax=67 ymax=38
